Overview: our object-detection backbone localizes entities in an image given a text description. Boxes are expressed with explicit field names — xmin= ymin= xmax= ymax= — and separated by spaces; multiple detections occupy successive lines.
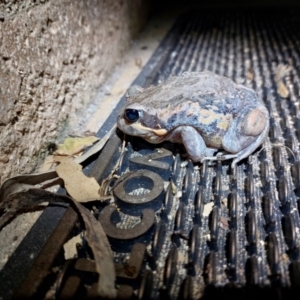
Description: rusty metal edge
xmin=0 ymin=204 xmax=69 ymax=300
xmin=13 ymin=205 xmax=78 ymax=299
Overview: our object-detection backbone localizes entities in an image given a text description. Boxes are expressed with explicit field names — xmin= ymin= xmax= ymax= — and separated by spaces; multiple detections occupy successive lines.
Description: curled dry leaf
xmin=246 ymin=68 xmax=254 ymax=82
xmin=74 ymin=125 xmax=116 ymax=165
xmin=203 ymin=202 xmax=214 ymax=217
xmin=54 ymin=136 xmax=99 ymax=156
xmin=55 ymin=156 xmax=102 ymax=202
xmin=71 ymin=200 xmax=116 ymax=298
xmin=0 ymin=126 xmax=115 ymax=204
xmin=170 ymin=180 xmax=178 ymax=195
xmin=40 ymin=155 xmax=56 ymax=172
xmin=275 ymin=64 xmax=291 ymax=98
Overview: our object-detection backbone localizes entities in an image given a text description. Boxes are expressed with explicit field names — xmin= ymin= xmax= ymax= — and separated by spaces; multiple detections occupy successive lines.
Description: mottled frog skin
xmin=117 ymin=71 xmax=269 ymax=167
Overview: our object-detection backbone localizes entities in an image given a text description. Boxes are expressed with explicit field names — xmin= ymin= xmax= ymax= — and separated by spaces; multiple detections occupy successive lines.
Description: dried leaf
xmin=54 ymin=136 xmax=99 ymax=156
xmin=55 ymin=157 xmax=102 ymax=202
xmin=203 ymin=202 xmax=214 ymax=217
xmin=277 ymin=81 xmax=289 ymax=98
xmin=71 ymin=200 xmax=116 ymax=298
xmin=40 ymin=155 xmax=56 ymax=172
xmin=63 ymin=233 xmax=82 ymax=260
xmin=75 ymin=125 xmax=116 ymax=164
xmin=275 ymin=64 xmax=291 ymax=98
xmin=170 ymin=180 xmax=178 ymax=195
xmin=0 ymin=126 xmax=115 ymax=204
xmin=246 ymin=68 xmax=254 ymax=82
xmin=0 ymin=126 xmax=118 ymax=298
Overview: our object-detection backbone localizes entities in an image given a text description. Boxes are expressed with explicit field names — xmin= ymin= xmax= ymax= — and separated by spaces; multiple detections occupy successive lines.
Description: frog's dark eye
xmin=125 ymin=109 xmax=140 ymax=123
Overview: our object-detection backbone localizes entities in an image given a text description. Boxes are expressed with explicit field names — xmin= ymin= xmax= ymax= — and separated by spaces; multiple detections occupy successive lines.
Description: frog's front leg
xmin=180 ymin=126 xmax=217 ymax=161
xmin=222 ymin=107 xmax=269 ymax=167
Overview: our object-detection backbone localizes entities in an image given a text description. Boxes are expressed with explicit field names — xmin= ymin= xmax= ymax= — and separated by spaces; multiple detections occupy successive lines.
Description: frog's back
xmin=127 ymin=71 xmax=258 ymax=112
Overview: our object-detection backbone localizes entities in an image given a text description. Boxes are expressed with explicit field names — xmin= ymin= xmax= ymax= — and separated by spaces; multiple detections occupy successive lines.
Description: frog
xmin=117 ymin=71 xmax=269 ymax=167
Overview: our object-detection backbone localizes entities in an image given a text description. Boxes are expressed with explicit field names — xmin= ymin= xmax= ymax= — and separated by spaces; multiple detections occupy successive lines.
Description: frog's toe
xmin=216 ymin=151 xmax=227 ymax=157
xmin=200 ymin=157 xmax=210 ymax=163
xmin=230 ymin=141 xmax=265 ymax=168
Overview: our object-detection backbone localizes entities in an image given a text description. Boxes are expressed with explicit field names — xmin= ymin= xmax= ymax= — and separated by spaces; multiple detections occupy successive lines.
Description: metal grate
xmin=2 ymin=8 xmax=300 ymax=300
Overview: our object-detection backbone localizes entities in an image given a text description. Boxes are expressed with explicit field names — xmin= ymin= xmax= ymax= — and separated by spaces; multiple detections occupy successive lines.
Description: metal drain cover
xmin=2 ymin=8 xmax=300 ymax=300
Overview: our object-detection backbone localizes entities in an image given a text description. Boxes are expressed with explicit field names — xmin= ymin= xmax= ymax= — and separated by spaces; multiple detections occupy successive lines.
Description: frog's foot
xmin=230 ymin=142 xmax=265 ymax=168
xmin=180 ymin=126 xmax=217 ymax=162
xmin=222 ymin=106 xmax=269 ymax=168
xmin=216 ymin=151 xmax=228 ymax=157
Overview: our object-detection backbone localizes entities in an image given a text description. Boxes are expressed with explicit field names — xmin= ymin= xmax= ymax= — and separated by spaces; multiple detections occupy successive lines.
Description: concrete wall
xmin=0 ymin=0 xmax=152 ymax=184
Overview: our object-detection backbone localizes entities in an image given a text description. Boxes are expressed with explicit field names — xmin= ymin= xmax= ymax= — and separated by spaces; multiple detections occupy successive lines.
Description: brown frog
xmin=117 ymin=71 xmax=269 ymax=167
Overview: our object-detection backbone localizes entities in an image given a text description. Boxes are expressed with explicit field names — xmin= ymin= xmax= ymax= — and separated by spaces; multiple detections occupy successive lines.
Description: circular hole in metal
xmin=124 ymin=175 xmax=154 ymax=196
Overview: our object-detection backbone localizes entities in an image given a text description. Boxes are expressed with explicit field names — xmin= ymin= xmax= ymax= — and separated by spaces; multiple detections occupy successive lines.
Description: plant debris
xmin=63 ymin=233 xmax=83 ymax=260
xmin=203 ymin=202 xmax=214 ymax=217
xmin=54 ymin=136 xmax=99 ymax=156
xmin=0 ymin=126 xmax=118 ymax=298
xmin=219 ymin=216 xmax=229 ymax=230
xmin=274 ymin=64 xmax=291 ymax=98
xmin=55 ymin=156 xmax=102 ymax=202
xmin=246 ymin=68 xmax=254 ymax=82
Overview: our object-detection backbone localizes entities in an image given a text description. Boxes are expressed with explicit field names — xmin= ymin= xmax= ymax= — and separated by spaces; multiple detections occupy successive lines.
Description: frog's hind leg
xmin=230 ymin=129 xmax=268 ymax=167
xmin=180 ymin=126 xmax=217 ymax=162
xmin=222 ymin=107 xmax=269 ymax=167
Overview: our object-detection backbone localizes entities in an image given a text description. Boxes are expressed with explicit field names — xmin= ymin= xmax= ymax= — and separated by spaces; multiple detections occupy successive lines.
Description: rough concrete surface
xmin=0 ymin=0 xmax=151 ymax=185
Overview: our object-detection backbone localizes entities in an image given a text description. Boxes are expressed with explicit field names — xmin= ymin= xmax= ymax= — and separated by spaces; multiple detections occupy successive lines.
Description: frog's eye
xmin=125 ymin=109 xmax=140 ymax=123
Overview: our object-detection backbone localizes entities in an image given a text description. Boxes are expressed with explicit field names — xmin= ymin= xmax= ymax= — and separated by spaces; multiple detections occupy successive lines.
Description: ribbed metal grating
xmin=136 ymin=10 xmax=300 ymax=296
xmin=2 ymin=8 xmax=300 ymax=300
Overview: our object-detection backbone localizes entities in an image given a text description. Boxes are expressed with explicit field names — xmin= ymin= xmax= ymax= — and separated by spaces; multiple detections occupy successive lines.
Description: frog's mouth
xmin=130 ymin=123 xmax=167 ymax=136
xmin=117 ymin=116 xmax=167 ymax=143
